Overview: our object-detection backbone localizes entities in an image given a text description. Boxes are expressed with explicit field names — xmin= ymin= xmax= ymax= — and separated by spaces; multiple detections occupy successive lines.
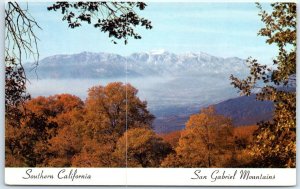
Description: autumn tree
xmin=160 ymin=130 xmax=182 ymax=149
xmin=162 ymin=107 xmax=234 ymax=168
xmin=113 ymin=127 xmax=173 ymax=167
xmin=230 ymin=3 xmax=296 ymax=167
xmin=24 ymin=94 xmax=84 ymax=126
xmin=5 ymin=94 xmax=84 ymax=167
xmin=230 ymin=125 xmax=258 ymax=167
xmin=71 ymin=82 xmax=154 ymax=167
xmin=71 ymin=137 xmax=119 ymax=167
xmin=45 ymin=109 xmax=85 ymax=167
xmin=85 ymin=82 xmax=154 ymax=136
xmin=5 ymin=112 xmax=57 ymax=167
xmin=5 ymin=58 xmax=30 ymax=165
xmin=25 ymin=94 xmax=85 ymax=167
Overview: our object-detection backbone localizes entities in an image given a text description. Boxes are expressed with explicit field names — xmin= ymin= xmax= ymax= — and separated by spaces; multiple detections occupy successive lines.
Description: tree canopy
xmin=5 ymin=83 xmax=156 ymax=167
xmin=47 ymin=2 xmax=152 ymax=45
xmin=114 ymin=127 xmax=173 ymax=167
xmin=230 ymin=2 xmax=296 ymax=168
xmin=162 ymin=107 xmax=235 ymax=168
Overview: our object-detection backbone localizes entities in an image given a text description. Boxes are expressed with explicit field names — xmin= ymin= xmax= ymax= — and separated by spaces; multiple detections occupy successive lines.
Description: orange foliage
xmin=162 ymin=106 xmax=235 ymax=168
xmin=85 ymin=82 xmax=154 ymax=136
xmin=114 ymin=127 xmax=173 ymax=167
xmin=6 ymin=82 xmax=157 ymax=167
xmin=5 ymin=82 xmax=258 ymax=168
xmin=72 ymin=82 xmax=156 ymax=167
xmin=231 ymin=125 xmax=258 ymax=167
xmin=25 ymin=94 xmax=84 ymax=117
xmin=160 ymin=130 xmax=181 ymax=148
xmin=71 ymin=137 xmax=118 ymax=167
xmin=234 ymin=125 xmax=258 ymax=138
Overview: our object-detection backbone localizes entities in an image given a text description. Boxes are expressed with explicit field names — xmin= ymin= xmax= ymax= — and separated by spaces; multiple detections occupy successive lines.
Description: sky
xmin=25 ymin=2 xmax=277 ymax=64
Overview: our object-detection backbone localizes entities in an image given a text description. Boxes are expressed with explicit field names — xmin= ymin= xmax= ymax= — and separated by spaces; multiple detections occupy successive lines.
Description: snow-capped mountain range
xmin=25 ymin=51 xmax=248 ymax=79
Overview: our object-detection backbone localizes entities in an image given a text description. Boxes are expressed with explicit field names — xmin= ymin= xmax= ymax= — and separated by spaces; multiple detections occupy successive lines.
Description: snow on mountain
xmin=25 ymin=51 xmax=248 ymax=79
xmin=149 ymin=49 xmax=168 ymax=55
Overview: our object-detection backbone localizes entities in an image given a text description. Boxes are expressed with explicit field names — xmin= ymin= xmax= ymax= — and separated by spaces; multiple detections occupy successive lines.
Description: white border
xmin=2 ymin=0 xmax=299 ymax=187
xmin=5 ymin=168 xmax=296 ymax=186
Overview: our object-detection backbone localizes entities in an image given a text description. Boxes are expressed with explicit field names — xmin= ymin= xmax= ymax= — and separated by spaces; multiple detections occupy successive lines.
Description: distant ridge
xmin=24 ymin=51 xmax=247 ymax=79
xmin=154 ymin=94 xmax=274 ymax=133
xmin=214 ymin=94 xmax=274 ymax=126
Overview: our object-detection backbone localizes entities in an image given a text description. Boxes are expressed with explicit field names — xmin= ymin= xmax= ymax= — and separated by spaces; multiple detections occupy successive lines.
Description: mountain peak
xmin=148 ymin=49 xmax=169 ymax=55
xmin=183 ymin=51 xmax=215 ymax=58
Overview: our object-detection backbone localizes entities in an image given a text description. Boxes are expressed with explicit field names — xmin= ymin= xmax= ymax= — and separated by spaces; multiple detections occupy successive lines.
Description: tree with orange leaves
xmin=162 ymin=106 xmax=234 ymax=167
xmin=5 ymin=94 xmax=84 ymax=167
xmin=85 ymin=82 xmax=154 ymax=136
xmin=114 ymin=127 xmax=173 ymax=167
xmin=69 ymin=82 xmax=155 ymax=167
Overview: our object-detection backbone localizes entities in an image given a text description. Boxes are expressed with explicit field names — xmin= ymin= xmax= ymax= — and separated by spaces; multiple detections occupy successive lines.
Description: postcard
xmin=4 ymin=1 xmax=296 ymax=186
